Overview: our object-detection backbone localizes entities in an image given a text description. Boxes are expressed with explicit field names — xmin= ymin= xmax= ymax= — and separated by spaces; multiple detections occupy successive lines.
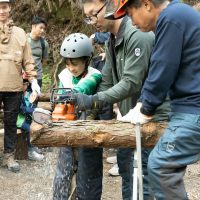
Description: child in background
xmin=16 ymin=80 xmax=44 ymax=161
xmin=53 ymin=33 xmax=102 ymax=200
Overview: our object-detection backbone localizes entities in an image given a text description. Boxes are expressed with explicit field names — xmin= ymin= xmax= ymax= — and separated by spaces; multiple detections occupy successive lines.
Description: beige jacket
xmin=0 ymin=20 xmax=37 ymax=92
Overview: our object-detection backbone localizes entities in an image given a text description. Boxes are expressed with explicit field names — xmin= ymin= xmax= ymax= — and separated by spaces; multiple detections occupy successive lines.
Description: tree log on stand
xmin=31 ymin=120 xmax=168 ymax=148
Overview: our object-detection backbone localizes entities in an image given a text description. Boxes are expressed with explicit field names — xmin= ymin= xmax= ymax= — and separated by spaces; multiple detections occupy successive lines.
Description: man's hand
xmin=118 ymin=102 xmax=153 ymax=124
xmin=72 ymin=93 xmax=100 ymax=111
xmin=31 ymin=79 xmax=41 ymax=96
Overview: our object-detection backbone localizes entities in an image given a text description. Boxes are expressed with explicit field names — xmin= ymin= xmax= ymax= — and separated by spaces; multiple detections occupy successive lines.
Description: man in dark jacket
xmin=111 ymin=0 xmax=200 ymax=199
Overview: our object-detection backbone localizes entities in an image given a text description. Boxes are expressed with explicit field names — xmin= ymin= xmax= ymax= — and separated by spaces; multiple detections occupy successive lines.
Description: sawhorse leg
xmin=133 ymin=123 xmax=143 ymax=200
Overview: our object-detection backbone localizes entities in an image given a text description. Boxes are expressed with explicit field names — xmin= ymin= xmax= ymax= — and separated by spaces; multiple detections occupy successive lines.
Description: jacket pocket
xmin=160 ymin=124 xmax=180 ymax=152
xmin=14 ymin=50 xmax=23 ymax=73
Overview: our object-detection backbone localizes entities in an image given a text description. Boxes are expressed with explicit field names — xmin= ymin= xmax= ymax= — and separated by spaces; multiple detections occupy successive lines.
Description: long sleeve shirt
xmin=141 ymin=1 xmax=200 ymax=115
xmin=97 ymin=17 xmax=155 ymax=116
xmin=58 ymin=66 xmax=102 ymax=95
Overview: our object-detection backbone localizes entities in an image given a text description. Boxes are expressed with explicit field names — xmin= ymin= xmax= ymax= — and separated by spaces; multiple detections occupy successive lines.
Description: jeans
xmin=53 ymin=147 xmax=75 ymax=200
xmin=76 ymin=148 xmax=103 ymax=200
xmin=0 ymin=92 xmax=22 ymax=153
xmin=21 ymin=121 xmax=32 ymax=148
xmin=148 ymin=112 xmax=200 ymax=200
xmin=53 ymin=147 xmax=103 ymax=200
xmin=117 ymin=148 xmax=154 ymax=200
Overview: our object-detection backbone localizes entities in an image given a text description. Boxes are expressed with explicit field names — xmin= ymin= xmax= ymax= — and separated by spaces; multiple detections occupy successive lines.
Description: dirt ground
xmin=0 ymin=146 xmax=199 ymax=200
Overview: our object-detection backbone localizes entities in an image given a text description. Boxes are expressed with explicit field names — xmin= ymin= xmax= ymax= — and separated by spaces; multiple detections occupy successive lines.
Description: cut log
xmin=37 ymin=102 xmax=52 ymax=111
xmin=31 ymin=120 xmax=168 ymax=148
xmin=39 ymin=93 xmax=51 ymax=102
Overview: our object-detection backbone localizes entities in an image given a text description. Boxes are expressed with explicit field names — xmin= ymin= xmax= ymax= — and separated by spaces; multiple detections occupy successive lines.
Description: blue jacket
xmin=141 ymin=0 xmax=200 ymax=115
xmin=93 ymin=32 xmax=110 ymax=44
xmin=16 ymin=91 xmax=36 ymax=132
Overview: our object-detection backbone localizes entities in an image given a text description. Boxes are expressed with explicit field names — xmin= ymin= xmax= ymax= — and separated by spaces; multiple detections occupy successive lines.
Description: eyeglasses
xmin=84 ymin=2 xmax=107 ymax=24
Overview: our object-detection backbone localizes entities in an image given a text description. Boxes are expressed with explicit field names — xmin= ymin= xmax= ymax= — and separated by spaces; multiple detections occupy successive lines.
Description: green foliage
xmin=42 ymin=70 xmax=52 ymax=93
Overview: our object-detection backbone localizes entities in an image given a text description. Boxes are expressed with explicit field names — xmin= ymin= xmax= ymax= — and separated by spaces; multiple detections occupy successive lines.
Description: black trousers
xmin=0 ymin=92 xmax=22 ymax=153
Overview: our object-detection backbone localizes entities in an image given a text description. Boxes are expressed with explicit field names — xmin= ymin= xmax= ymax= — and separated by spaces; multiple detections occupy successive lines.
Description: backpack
xmin=40 ymin=37 xmax=45 ymax=59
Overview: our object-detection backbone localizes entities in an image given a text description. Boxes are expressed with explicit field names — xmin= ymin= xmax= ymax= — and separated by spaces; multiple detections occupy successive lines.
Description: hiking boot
xmin=106 ymin=156 xmax=117 ymax=164
xmin=108 ymin=164 xmax=119 ymax=176
xmin=28 ymin=150 xmax=44 ymax=161
xmin=2 ymin=153 xmax=20 ymax=173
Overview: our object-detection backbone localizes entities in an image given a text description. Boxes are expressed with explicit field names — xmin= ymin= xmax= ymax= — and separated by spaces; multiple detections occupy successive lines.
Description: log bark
xmin=37 ymin=102 xmax=52 ymax=111
xmin=38 ymin=93 xmax=51 ymax=102
xmin=31 ymin=120 xmax=168 ymax=148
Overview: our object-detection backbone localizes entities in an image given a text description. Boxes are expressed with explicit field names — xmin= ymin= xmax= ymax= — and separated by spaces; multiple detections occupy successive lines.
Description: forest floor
xmin=0 ymin=142 xmax=199 ymax=200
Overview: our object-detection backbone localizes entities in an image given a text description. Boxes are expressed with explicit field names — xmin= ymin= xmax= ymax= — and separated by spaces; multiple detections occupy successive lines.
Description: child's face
xmin=66 ymin=58 xmax=86 ymax=77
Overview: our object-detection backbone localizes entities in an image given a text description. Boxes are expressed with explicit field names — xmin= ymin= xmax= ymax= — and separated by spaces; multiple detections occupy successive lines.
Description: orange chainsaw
xmin=50 ymin=88 xmax=77 ymax=122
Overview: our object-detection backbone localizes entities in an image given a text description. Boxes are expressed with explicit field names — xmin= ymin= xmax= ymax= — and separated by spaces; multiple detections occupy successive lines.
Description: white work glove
xmin=118 ymin=102 xmax=153 ymax=124
xmin=34 ymin=107 xmax=51 ymax=114
xmin=34 ymin=107 xmax=45 ymax=112
xmin=31 ymin=79 xmax=41 ymax=96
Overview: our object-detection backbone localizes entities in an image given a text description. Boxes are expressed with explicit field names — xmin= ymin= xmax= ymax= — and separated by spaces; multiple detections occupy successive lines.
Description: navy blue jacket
xmin=94 ymin=32 xmax=110 ymax=44
xmin=18 ymin=91 xmax=36 ymax=132
xmin=141 ymin=1 xmax=200 ymax=115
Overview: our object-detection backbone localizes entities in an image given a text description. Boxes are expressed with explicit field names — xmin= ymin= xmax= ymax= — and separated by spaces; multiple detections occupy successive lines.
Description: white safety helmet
xmin=60 ymin=33 xmax=93 ymax=58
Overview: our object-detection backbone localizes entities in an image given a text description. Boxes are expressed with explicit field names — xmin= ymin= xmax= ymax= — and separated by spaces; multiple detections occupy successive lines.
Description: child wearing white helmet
xmin=58 ymin=33 xmax=102 ymax=94
xmin=53 ymin=33 xmax=102 ymax=200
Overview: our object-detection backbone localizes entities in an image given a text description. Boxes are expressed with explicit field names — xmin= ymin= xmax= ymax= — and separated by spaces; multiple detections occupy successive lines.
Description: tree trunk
xmin=31 ymin=120 xmax=168 ymax=148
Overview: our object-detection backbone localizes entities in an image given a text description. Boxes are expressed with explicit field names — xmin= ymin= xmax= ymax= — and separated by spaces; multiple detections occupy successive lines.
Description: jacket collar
xmin=114 ymin=16 xmax=129 ymax=47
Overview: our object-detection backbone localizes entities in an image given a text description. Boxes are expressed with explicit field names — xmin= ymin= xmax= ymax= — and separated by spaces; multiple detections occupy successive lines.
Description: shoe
xmin=2 ymin=153 xmax=20 ymax=173
xmin=106 ymin=156 xmax=117 ymax=164
xmin=32 ymin=147 xmax=43 ymax=154
xmin=108 ymin=164 xmax=119 ymax=176
xmin=28 ymin=150 xmax=44 ymax=161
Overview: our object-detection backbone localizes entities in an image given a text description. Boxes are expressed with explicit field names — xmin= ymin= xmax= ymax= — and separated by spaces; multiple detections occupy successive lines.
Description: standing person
xmin=90 ymin=31 xmax=120 ymax=176
xmin=53 ymin=33 xmax=102 ymax=200
xmin=72 ymin=0 xmax=170 ymax=199
xmin=27 ymin=16 xmax=49 ymax=88
xmin=0 ymin=0 xmax=40 ymax=172
xmin=113 ymin=0 xmax=200 ymax=199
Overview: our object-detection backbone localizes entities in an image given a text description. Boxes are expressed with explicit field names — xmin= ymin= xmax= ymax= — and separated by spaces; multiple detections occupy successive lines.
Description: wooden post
xmin=15 ymin=131 xmax=28 ymax=160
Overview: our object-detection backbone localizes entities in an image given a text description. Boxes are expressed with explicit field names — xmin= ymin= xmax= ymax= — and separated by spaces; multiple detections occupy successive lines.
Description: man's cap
xmin=104 ymin=0 xmax=128 ymax=20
